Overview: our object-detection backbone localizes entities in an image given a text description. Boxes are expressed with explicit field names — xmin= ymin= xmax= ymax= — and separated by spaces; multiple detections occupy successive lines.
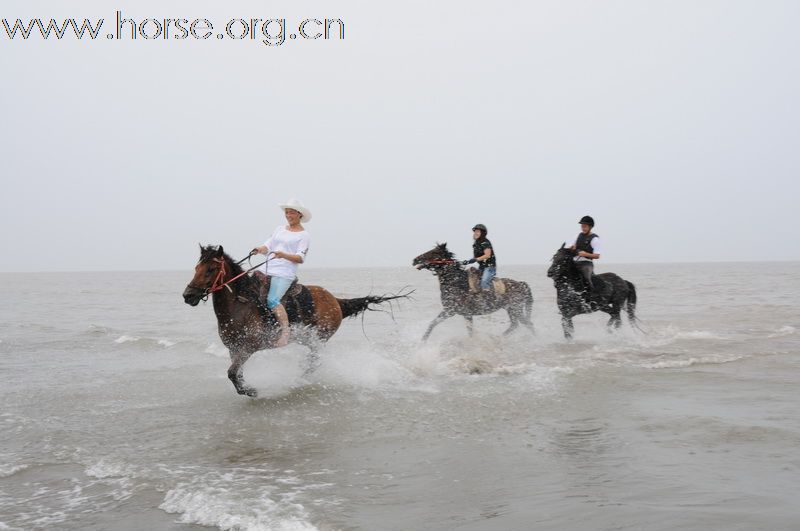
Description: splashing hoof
xmin=241 ymin=386 xmax=258 ymax=398
xmin=303 ymin=354 xmax=320 ymax=377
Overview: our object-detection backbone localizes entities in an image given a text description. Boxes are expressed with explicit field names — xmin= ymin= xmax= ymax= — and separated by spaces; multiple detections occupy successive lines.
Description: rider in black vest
xmin=462 ymin=223 xmax=496 ymax=291
xmin=570 ymin=216 xmax=601 ymax=295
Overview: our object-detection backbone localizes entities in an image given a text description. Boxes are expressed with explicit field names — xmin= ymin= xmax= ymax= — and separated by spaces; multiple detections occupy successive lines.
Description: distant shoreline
xmin=2 ymin=260 xmax=798 ymax=275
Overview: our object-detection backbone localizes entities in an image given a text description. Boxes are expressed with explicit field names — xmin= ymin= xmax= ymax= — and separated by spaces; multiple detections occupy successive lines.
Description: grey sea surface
xmin=1 ymin=262 xmax=799 ymax=530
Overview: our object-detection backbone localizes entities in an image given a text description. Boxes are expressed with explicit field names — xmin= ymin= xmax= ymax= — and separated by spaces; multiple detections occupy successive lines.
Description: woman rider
xmin=251 ymin=199 xmax=311 ymax=347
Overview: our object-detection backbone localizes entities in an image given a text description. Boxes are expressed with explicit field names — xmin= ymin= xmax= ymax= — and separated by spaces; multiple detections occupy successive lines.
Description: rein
xmin=190 ymin=254 xmax=272 ymax=300
xmin=425 ymin=259 xmax=457 ymax=266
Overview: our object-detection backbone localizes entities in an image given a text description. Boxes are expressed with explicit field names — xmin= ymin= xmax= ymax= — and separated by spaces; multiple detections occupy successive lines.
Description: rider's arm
xmin=577 ymin=237 xmax=601 ymax=259
xmin=476 ymin=247 xmax=493 ymax=262
xmin=273 ymin=233 xmax=310 ymax=264
xmin=273 ymin=251 xmax=304 ymax=263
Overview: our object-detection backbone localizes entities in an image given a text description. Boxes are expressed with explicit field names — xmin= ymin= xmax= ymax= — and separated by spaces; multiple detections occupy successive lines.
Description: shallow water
xmin=1 ymin=263 xmax=799 ymax=530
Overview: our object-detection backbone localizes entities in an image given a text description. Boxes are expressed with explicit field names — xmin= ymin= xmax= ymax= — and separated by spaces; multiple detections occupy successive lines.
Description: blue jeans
xmin=480 ymin=267 xmax=496 ymax=289
xmin=266 ymin=276 xmax=294 ymax=309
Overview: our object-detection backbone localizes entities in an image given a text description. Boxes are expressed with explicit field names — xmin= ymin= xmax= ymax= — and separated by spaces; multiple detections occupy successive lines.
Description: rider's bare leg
xmin=272 ymin=303 xmax=290 ymax=347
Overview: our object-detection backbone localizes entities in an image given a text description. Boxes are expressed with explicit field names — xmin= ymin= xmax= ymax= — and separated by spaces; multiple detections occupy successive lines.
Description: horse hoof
xmin=237 ymin=386 xmax=257 ymax=397
xmin=303 ymin=357 xmax=320 ymax=376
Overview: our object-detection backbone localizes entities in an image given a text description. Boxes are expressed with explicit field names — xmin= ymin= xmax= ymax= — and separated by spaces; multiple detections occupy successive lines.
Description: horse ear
xmin=560 ymin=243 xmax=565 ymax=249
xmin=198 ymin=243 xmax=203 ymax=253
xmin=217 ymin=246 xmax=224 ymax=256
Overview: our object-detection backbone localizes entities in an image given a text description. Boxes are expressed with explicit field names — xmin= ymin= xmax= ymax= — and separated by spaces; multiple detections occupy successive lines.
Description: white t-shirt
xmin=259 ymin=225 xmax=310 ymax=279
xmin=569 ymin=234 xmax=602 ymax=262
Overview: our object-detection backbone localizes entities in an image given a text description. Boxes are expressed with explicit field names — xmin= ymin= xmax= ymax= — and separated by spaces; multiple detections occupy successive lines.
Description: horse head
xmin=412 ymin=242 xmax=458 ymax=272
xmin=547 ymin=243 xmax=576 ymax=278
xmin=183 ymin=244 xmax=228 ymax=306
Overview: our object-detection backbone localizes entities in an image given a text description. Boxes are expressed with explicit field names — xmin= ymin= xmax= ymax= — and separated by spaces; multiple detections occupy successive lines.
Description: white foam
xmin=674 ymin=330 xmax=727 ymax=340
xmin=205 ymin=342 xmax=229 ymax=358
xmin=157 ymin=339 xmax=176 ymax=348
xmin=160 ymin=483 xmax=317 ymax=531
xmin=113 ymin=335 xmax=139 ymax=344
xmin=769 ymin=325 xmax=796 ymax=338
xmin=85 ymin=459 xmax=137 ymax=479
xmin=641 ymin=354 xmax=747 ymax=369
xmin=0 ymin=463 xmax=30 ymax=478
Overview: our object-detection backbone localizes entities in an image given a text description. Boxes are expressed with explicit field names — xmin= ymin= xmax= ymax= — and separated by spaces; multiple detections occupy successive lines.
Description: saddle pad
xmin=283 ymin=284 xmax=314 ymax=325
xmin=467 ymin=269 xmax=480 ymax=292
xmin=492 ymin=278 xmax=507 ymax=295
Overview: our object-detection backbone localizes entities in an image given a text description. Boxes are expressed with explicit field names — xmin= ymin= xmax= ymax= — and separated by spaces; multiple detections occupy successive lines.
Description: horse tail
xmin=524 ymin=282 xmax=534 ymax=321
xmin=337 ymin=292 xmax=412 ymax=319
xmin=625 ymin=281 xmax=644 ymax=332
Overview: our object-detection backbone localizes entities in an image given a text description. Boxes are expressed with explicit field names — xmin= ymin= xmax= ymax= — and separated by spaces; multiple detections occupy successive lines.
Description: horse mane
xmin=200 ymin=245 xmax=245 ymax=275
xmin=435 ymin=242 xmax=456 ymax=260
xmin=200 ymin=245 xmax=263 ymax=299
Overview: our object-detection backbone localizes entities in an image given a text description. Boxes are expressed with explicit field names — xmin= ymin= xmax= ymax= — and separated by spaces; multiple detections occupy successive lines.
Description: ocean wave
xmin=113 ymin=335 xmax=181 ymax=349
xmin=114 ymin=335 xmax=141 ymax=344
xmin=673 ymin=330 xmax=729 ymax=340
xmin=160 ymin=474 xmax=317 ymax=531
xmin=85 ymin=459 xmax=138 ymax=480
xmin=0 ymin=463 xmax=30 ymax=478
xmin=640 ymin=354 xmax=748 ymax=369
xmin=205 ymin=342 xmax=229 ymax=357
xmin=769 ymin=325 xmax=796 ymax=338
xmin=84 ymin=325 xmax=114 ymax=336
xmin=0 ymin=463 xmax=136 ymax=529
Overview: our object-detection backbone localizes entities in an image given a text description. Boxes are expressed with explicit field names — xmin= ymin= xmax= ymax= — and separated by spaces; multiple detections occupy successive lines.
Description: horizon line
xmin=1 ymin=258 xmax=798 ymax=274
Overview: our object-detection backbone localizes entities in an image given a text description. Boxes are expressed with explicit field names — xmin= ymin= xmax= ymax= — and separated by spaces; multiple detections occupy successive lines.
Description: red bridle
xmin=190 ymin=257 xmax=249 ymax=297
xmin=208 ymin=258 xmax=230 ymax=293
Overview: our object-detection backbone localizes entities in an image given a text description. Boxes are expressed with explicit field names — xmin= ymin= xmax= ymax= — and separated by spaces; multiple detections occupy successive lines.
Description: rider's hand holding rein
xmin=272 ymin=250 xmax=304 ymax=263
xmin=251 ymin=247 xmax=303 ymax=264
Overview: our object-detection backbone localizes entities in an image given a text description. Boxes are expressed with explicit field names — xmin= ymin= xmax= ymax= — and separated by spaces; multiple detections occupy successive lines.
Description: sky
xmin=1 ymin=0 xmax=799 ymax=271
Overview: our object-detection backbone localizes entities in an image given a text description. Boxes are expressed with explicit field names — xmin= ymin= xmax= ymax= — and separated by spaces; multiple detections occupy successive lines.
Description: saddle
xmin=466 ymin=268 xmax=507 ymax=295
xmin=251 ymin=274 xmax=314 ymax=325
xmin=584 ymin=273 xmax=607 ymax=293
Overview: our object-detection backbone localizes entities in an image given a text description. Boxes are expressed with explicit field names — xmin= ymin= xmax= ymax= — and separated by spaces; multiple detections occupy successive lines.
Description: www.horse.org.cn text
xmin=2 ymin=11 xmax=345 ymax=47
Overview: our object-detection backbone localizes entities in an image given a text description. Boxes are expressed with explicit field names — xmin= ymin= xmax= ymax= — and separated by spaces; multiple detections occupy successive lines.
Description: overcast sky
xmin=1 ymin=0 xmax=798 ymax=272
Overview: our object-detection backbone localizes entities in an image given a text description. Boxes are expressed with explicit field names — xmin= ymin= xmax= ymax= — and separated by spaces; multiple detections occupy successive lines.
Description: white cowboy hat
xmin=278 ymin=198 xmax=312 ymax=222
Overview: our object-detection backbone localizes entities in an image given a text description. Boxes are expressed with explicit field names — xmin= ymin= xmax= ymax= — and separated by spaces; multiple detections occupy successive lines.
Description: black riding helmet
xmin=472 ymin=224 xmax=488 ymax=237
xmin=578 ymin=216 xmax=594 ymax=227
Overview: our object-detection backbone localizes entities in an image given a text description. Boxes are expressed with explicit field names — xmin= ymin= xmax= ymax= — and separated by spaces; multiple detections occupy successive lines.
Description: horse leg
xmin=422 ymin=310 xmax=454 ymax=341
xmin=521 ymin=316 xmax=535 ymax=335
xmin=228 ymin=349 xmax=257 ymax=397
xmin=521 ymin=303 xmax=535 ymax=335
xmin=303 ymin=342 xmax=321 ymax=377
xmin=503 ymin=308 xmax=520 ymax=336
xmin=605 ymin=308 xmax=622 ymax=332
xmin=464 ymin=315 xmax=474 ymax=337
xmin=561 ymin=315 xmax=574 ymax=340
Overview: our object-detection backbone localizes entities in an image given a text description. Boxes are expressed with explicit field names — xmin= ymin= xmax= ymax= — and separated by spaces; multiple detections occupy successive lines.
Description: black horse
xmin=413 ymin=243 xmax=534 ymax=340
xmin=547 ymin=244 xmax=639 ymax=339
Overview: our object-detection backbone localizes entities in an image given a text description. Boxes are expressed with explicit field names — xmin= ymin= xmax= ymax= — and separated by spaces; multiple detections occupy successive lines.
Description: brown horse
xmin=412 ymin=243 xmax=534 ymax=340
xmin=183 ymin=245 xmax=406 ymax=397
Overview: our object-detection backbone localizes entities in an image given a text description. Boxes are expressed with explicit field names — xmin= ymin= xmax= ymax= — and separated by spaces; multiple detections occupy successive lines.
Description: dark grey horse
xmin=413 ymin=243 xmax=534 ymax=340
xmin=547 ymin=244 xmax=639 ymax=339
